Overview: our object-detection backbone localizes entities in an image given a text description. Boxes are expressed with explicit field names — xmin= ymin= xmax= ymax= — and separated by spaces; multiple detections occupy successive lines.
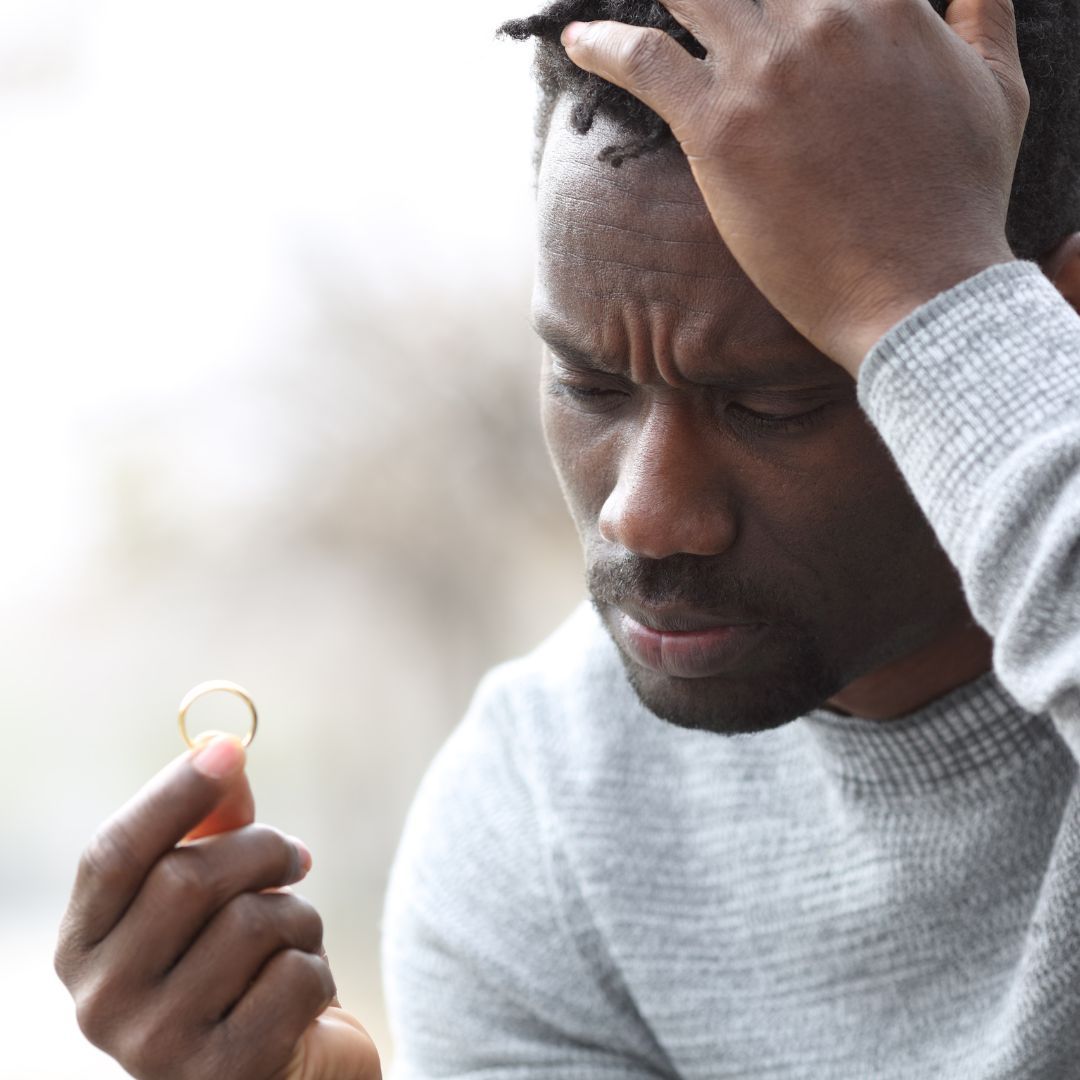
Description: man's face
xmin=534 ymin=111 xmax=972 ymax=734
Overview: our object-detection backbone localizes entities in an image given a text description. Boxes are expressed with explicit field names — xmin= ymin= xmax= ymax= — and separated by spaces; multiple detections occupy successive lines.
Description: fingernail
xmin=192 ymin=734 xmax=245 ymax=779
xmin=290 ymin=837 xmax=313 ymax=876
xmin=562 ymin=21 xmax=589 ymax=46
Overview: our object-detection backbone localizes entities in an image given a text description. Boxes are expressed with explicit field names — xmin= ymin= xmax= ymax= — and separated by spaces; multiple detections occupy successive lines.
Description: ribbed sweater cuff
xmin=857 ymin=261 xmax=1080 ymax=562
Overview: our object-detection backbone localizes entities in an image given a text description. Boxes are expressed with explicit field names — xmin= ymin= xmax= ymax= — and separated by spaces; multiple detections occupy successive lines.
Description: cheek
xmin=540 ymin=397 xmax=613 ymax=534
xmin=739 ymin=420 xmax=918 ymax=575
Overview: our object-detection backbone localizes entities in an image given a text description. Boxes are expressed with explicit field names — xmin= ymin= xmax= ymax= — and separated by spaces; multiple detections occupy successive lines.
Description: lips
xmin=614 ymin=605 xmax=767 ymax=678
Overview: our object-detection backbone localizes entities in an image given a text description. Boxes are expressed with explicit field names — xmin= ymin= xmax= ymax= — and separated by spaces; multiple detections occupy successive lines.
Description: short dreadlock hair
xmin=499 ymin=0 xmax=1080 ymax=260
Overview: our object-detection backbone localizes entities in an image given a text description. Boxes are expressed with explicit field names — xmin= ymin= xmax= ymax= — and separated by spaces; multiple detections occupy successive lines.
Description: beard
xmin=587 ymin=551 xmax=845 ymax=736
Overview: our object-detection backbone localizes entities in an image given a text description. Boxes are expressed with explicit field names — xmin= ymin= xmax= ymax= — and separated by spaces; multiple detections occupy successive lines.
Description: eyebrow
xmin=533 ymin=320 xmax=844 ymax=392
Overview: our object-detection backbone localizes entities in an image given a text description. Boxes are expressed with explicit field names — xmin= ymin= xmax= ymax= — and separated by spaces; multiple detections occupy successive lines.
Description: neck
xmin=826 ymin=620 xmax=994 ymax=721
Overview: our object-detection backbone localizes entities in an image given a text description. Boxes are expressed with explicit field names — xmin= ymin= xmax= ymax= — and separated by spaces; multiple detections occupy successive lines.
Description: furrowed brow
xmin=533 ymin=319 xmax=846 ymax=392
xmin=532 ymin=321 xmax=625 ymax=377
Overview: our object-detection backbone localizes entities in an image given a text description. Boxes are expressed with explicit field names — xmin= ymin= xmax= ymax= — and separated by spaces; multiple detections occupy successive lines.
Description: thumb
xmin=945 ymin=0 xmax=1022 ymax=69
xmin=561 ymin=21 xmax=708 ymax=129
xmin=183 ymin=735 xmax=255 ymax=840
xmin=945 ymin=0 xmax=1029 ymax=127
xmin=286 ymin=1008 xmax=381 ymax=1080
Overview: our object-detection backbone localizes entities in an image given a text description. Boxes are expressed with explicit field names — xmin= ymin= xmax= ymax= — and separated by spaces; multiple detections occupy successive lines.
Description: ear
xmin=1040 ymin=233 xmax=1080 ymax=313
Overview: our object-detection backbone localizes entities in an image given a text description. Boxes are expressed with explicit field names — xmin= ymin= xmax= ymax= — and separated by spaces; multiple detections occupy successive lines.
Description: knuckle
xmin=231 ymin=823 xmax=299 ymax=885
xmin=151 ymin=848 xmax=216 ymax=906
xmin=79 ymin=825 xmax=140 ymax=891
xmin=699 ymin=86 xmax=759 ymax=148
xmin=73 ymin=992 xmax=104 ymax=1045
xmin=615 ymin=29 xmax=669 ymax=86
xmin=776 ymin=3 xmax=867 ymax=64
xmin=278 ymin=948 xmax=336 ymax=1008
xmin=806 ymin=3 xmax=864 ymax=42
xmin=54 ymin=921 xmax=81 ymax=986
xmin=743 ymin=34 xmax=800 ymax=96
xmin=198 ymin=1033 xmax=261 ymax=1080
xmin=225 ymin=890 xmax=324 ymax=953
xmin=288 ymin=894 xmax=325 ymax=952
xmin=225 ymin=891 xmax=276 ymax=941
xmin=874 ymin=0 xmax=911 ymax=22
xmin=1012 ymin=76 xmax=1031 ymax=121
xmin=117 ymin=1033 xmax=169 ymax=1080
xmin=255 ymin=824 xmax=301 ymax=882
xmin=119 ymin=1002 xmax=194 ymax=1080
xmin=80 ymin=986 xmax=210 ymax=1079
xmin=73 ymin=975 xmax=125 ymax=1048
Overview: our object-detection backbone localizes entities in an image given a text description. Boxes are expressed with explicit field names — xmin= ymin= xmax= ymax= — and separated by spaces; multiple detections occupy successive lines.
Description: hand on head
xmin=561 ymin=0 xmax=1028 ymax=372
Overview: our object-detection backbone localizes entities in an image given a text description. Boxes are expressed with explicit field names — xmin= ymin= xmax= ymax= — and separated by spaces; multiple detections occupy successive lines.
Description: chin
xmin=615 ymin=638 xmax=842 ymax=737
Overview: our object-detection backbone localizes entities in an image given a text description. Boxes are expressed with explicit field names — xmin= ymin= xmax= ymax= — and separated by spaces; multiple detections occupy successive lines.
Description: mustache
xmin=587 ymin=552 xmax=800 ymax=624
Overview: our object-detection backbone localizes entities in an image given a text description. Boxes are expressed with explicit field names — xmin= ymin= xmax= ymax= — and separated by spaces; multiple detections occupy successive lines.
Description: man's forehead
xmin=537 ymin=113 xmax=726 ymax=266
xmin=535 ymin=112 xmax=827 ymax=378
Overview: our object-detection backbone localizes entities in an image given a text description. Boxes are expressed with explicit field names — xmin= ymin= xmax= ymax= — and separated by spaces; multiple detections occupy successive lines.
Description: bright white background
xmin=0 ymin=1 xmax=583 ymax=1074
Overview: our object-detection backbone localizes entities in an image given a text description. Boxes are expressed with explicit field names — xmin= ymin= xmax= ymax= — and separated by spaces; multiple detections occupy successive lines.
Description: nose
xmin=598 ymin=405 xmax=738 ymax=560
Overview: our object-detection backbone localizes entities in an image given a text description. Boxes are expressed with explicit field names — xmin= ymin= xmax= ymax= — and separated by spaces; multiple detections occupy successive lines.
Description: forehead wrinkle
xmin=542 ymin=186 xmax=719 ymax=241
xmin=538 ymin=276 xmax=738 ymax=323
xmin=550 ymin=159 xmax=706 ymax=212
xmin=539 ymin=240 xmax=743 ymax=287
xmin=539 ymin=207 xmax=725 ymax=252
xmin=535 ymin=295 xmax=844 ymax=389
xmin=546 ymin=302 xmax=691 ymax=390
xmin=645 ymin=312 xmax=693 ymax=389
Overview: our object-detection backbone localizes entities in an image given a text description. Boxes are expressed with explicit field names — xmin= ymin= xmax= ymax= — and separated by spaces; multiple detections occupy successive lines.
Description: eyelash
xmin=550 ymin=379 xmax=829 ymax=434
xmin=727 ymin=402 xmax=830 ymax=433
xmin=548 ymin=379 xmax=627 ymax=410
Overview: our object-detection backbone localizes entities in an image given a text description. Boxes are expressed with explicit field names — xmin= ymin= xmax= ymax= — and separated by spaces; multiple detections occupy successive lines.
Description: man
xmin=55 ymin=0 xmax=1080 ymax=1075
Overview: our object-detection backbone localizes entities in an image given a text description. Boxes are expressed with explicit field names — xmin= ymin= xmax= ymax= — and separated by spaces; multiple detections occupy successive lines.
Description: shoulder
xmin=383 ymin=603 xmax=684 ymax=1075
xmin=384 ymin=602 xmax=679 ymax=924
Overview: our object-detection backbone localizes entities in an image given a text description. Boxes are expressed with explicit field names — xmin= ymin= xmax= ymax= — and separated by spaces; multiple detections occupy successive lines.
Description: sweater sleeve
xmin=380 ymin=666 xmax=672 ymax=1080
xmin=858 ymin=260 xmax=1080 ymax=752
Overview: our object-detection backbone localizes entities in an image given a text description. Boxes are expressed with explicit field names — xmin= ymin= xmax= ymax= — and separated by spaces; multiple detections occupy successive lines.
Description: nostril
xmin=600 ymin=485 xmax=738 ymax=561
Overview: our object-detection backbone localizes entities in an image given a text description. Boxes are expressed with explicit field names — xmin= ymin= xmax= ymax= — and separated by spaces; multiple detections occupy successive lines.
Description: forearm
xmin=859 ymin=261 xmax=1080 ymax=731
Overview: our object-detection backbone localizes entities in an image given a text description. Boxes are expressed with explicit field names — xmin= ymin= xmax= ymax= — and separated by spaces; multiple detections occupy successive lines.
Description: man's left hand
xmin=562 ymin=0 xmax=1028 ymax=374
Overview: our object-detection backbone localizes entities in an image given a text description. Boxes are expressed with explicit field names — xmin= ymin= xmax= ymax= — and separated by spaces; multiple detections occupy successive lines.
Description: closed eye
xmin=727 ymin=402 xmax=831 ymax=433
xmin=546 ymin=368 xmax=631 ymax=412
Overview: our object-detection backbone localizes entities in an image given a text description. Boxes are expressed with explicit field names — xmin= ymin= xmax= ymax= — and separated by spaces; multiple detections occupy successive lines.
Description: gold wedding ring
xmin=178 ymin=680 xmax=258 ymax=750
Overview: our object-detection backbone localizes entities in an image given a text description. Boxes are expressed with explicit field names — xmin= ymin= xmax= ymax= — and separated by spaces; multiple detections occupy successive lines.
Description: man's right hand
xmin=54 ymin=735 xmax=381 ymax=1079
xmin=560 ymin=0 xmax=1028 ymax=375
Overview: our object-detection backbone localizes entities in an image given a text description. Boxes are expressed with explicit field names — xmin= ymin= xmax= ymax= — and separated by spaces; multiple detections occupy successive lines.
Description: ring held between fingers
xmin=63 ymin=745 xmax=251 ymax=952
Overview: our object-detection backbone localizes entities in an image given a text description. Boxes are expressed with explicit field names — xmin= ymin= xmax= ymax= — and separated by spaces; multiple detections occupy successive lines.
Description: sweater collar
xmin=800 ymin=672 xmax=1059 ymax=797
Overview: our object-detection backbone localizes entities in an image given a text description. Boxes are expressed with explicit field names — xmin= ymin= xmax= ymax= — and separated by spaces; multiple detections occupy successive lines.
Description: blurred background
xmin=0 ymin=1 xmax=583 ymax=1074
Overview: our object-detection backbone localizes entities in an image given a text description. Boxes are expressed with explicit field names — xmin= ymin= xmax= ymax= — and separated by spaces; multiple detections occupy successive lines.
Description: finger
xmin=561 ymin=21 xmax=712 ymax=129
xmin=320 ymin=944 xmax=342 ymax=1008
xmin=62 ymin=735 xmax=250 ymax=951
xmin=642 ymin=0 xmax=719 ymax=43
xmin=97 ymin=825 xmax=311 ymax=979
xmin=945 ymin=0 xmax=1021 ymax=67
xmin=184 ymin=767 xmax=255 ymax=841
xmin=658 ymin=0 xmax=756 ymax=42
xmin=219 ymin=949 xmax=337 ymax=1077
xmin=168 ymin=891 xmax=324 ymax=1022
xmin=945 ymin=0 xmax=1028 ymax=123
xmin=285 ymin=1008 xmax=381 ymax=1080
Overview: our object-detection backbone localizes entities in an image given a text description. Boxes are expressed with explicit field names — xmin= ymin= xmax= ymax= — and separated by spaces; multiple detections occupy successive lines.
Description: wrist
xmin=815 ymin=248 xmax=1017 ymax=378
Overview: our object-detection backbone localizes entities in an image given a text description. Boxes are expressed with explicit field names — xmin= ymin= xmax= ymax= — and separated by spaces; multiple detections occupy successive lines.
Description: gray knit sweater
xmin=382 ymin=262 xmax=1080 ymax=1079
